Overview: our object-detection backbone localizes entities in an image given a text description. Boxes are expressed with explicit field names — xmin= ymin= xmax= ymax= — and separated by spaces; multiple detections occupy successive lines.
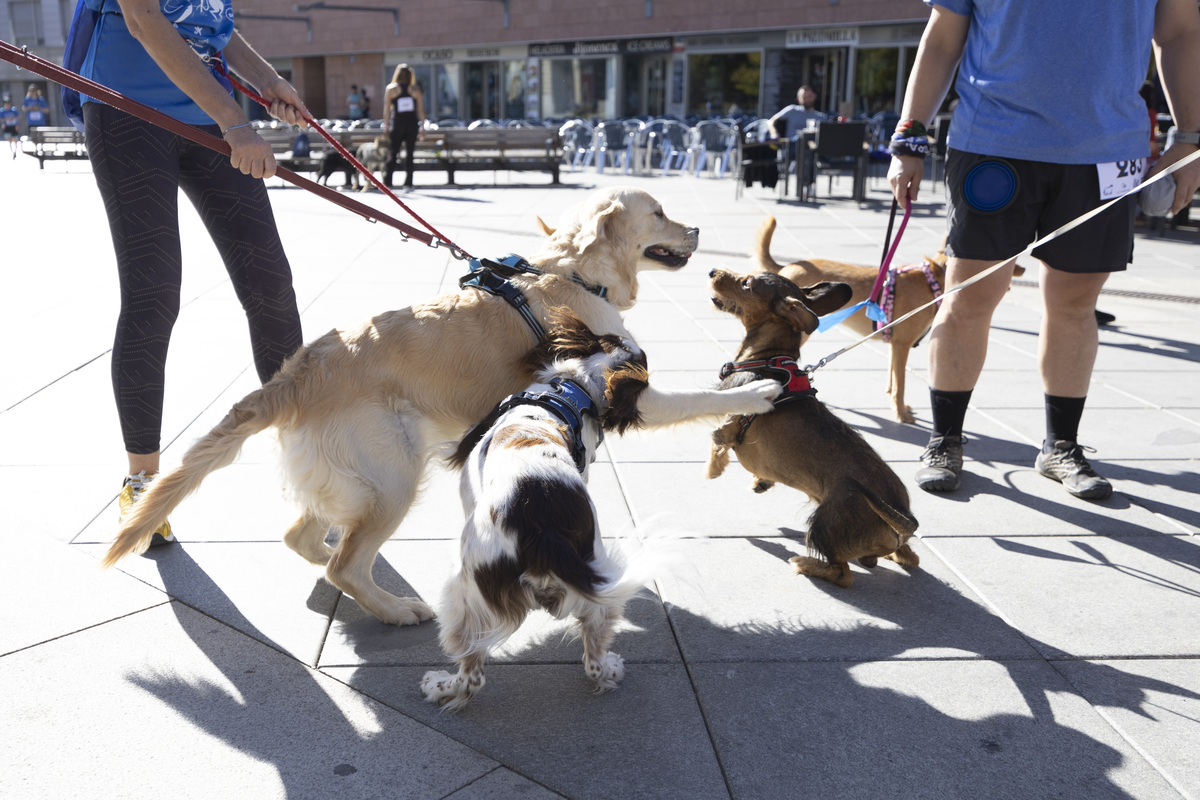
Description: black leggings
xmin=385 ymin=122 xmax=418 ymax=187
xmin=84 ymin=103 xmax=303 ymax=455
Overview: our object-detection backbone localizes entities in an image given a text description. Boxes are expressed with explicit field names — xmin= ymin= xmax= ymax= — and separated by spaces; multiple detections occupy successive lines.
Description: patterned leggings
xmin=84 ymin=103 xmax=303 ymax=455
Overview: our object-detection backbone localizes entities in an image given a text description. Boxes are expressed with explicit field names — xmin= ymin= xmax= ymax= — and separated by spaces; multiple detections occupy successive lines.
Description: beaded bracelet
xmin=889 ymin=132 xmax=930 ymax=158
xmin=221 ymin=121 xmax=254 ymax=136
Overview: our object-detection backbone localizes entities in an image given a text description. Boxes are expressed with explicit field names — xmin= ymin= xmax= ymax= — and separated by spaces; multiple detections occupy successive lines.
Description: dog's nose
xmin=708 ymin=268 xmax=717 ymax=278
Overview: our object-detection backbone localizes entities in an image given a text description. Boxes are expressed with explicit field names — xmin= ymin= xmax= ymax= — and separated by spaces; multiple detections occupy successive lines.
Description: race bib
xmin=395 ymin=96 xmax=415 ymax=113
xmin=1097 ymin=158 xmax=1145 ymax=198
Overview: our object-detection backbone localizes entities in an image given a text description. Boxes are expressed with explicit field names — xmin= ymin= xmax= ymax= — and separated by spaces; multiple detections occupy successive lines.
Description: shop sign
xmin=785 ymin=27 xmax=859 ymax=48
xmin=680 ymin=32 xmax=763 ymax=51
xmin=528 ymin=37 xmax=676 ymax=58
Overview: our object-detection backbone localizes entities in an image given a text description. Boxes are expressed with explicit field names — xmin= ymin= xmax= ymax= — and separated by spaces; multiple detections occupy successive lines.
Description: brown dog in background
xmin=753 ymin=217 xmax=1026 ymax=424
xmin=705 ymin=268 xmax=920 ymax=588
xmin=753 ymin=216 xmax=946 ymax=425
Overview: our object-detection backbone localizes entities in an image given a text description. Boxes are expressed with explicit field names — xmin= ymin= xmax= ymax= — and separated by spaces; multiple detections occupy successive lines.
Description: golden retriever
xmin=102 ymin=187 xmax=782 ymax=626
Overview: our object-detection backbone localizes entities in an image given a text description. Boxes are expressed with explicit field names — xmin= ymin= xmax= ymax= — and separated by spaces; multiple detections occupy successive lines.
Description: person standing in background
xmin=383 ymin=64 xmax=425 ymax=193
xmin=23 ymin=84 xmax=49 ymax=129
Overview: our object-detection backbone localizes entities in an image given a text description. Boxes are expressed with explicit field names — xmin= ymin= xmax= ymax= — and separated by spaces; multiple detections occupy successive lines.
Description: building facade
xmin=2 ymin=0 xmax=932 ymax=126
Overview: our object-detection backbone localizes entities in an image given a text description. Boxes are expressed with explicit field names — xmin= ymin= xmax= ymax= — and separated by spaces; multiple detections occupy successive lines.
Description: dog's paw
xmin=378 ymin=597 xmax=436 ymax=626
xmin=726 ymin=378 xmax=782 ymax=413
xmin=886 ymin=544 xmax=920 ymax=568
xmin=587 ymin=651 xmax=625 ymax=691
xmin=895 ymin=404 xmax=916 ymax=424
xmin=751 ymin=477 xmax=774 ymax=493
xmin=420 ymin=669 xmax=478 ymax=712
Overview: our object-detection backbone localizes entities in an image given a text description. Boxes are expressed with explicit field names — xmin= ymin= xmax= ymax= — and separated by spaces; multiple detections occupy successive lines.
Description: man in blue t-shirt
xmin=22 ymin=85 xmax=49 ymax=128
xmin=768 ymin=85 xmax=823 ymax=140
xmin=889 ymin=0 xmax=1200 ymax=501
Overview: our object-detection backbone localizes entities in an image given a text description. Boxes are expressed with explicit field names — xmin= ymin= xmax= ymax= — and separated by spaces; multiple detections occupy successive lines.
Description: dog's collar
xmin=719 ymin=357 xmax=816 ymax=445
xmin=498 ymin=377 xmax=601 ymax=473
xmin=459 ymin=254 xmax=609 ymax=340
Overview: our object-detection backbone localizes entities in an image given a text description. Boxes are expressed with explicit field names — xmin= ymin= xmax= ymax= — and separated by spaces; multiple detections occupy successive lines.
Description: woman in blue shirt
xmin=81 ymin=0 xmax=311 ymax=543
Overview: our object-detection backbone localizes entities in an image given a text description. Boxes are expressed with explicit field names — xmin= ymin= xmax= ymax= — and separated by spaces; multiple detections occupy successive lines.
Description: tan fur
xmin=101 ymin=187 xmax=782 ymax=627
xmin=706 ymin=268 xmax=920 ymax=589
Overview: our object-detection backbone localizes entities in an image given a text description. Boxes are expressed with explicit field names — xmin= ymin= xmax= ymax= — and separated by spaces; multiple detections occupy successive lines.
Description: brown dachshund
xmin=705 ymin=268 xmax=920 ymax=588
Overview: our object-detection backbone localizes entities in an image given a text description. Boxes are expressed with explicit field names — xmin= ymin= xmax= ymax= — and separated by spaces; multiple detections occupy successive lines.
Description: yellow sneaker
xmin=118 ymin=470 xmax=176 ymax=546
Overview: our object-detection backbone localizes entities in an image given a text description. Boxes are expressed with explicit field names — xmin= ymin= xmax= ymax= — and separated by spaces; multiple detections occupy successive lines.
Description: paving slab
xmin=925 ymin=534 xmax=1200 ymax=659
xmin=0 ymin=603 xmax=499 ymax=800
xmin=689 ymin=660 xmax=1181 ymax=800
xmin=326 ymin=662 xmax=728 ymax=800
xmin=656 ymin=537 xmax=1040 ymax=663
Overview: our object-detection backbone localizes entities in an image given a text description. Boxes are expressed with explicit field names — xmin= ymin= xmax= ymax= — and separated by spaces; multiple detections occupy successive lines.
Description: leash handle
xmin=219 ymin=67 xmax=472 ymax=260
xmin=868 ymin=197 xmax=911 ymax=305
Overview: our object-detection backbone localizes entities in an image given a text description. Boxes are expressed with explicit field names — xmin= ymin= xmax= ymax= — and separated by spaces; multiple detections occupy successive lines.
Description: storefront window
xmin=540 ymin=58 xmax=615 ymax=120
xmin=503 ymin=60 xmax=526 ymax=120
xmin=855 ymin=47 xmax=899 ymax=114
xmin=406 ymin=63 xmax=460 ymax=121
xmin=687 ymin=53 xmax=760 ymax=118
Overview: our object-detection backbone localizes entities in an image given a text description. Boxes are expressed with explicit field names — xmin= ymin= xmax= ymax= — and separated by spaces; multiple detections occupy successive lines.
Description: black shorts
xmin=2 ymin=125 xmax=17 ymax=140
xmin=944 ymin=149 xmax=1136 ymax=274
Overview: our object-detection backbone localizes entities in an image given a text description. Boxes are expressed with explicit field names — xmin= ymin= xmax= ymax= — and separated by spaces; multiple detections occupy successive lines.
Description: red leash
xmin=0 ymin=41 xmax=467 ymax=255
xmin=216 ymin=65 xmax=470 ymax=259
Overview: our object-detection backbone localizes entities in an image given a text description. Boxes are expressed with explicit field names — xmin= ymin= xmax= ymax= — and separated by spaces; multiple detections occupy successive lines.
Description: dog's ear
xmin=774 ymin=296 xmax=820 ymax=334
xmin=601 ymin=356 xmax=649 ymax=434
xmin=797 ymin=281 xmax=853 ymax=318
xmin=572 ymin=199 xmax=624 ymax=255
xmin=535 ymin=216 xmax=556 ymax=236
xmin=544 ymin=307 xmax=605 ymax=360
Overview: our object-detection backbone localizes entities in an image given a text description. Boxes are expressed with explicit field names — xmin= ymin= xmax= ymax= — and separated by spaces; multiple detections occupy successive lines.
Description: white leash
xmin=803 ymin=148 xmax=1200 ymax=374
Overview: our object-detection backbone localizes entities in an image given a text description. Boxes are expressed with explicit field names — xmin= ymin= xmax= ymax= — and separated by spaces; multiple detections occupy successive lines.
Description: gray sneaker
xmin=916 ymin=434 xmax=964 ymax=492
xmin=1036 ymin=440 xmax=1112 ymax=500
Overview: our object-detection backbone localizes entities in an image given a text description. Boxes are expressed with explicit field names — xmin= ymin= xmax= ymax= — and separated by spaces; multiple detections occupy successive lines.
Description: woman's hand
xmin=224 ymin=124 xmax=278 ymax=179
xmin=260 ymin=76 xmax=311 ymax=128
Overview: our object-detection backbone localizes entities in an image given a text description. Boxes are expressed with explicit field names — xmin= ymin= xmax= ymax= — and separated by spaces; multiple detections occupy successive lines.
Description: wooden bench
xmin=425 ymin=128 xmax=563 ymax=184
xmin=21 ymin=127 xmax=88 ymax=169
xmin=255 ymin=126 xmax=322 ymax=174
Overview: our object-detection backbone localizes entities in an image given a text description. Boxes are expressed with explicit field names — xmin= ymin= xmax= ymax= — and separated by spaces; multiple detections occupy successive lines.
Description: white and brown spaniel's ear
xmin=601 ymin=358 xmax=649 ymax=434
xmin=542 ymin=307 xmax=606 ymax=361
xmin=571 ymin=198 xmax=624 ymax=256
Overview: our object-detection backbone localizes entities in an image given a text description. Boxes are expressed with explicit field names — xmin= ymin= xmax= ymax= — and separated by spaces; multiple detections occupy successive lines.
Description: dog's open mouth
xmin=644 ymin=245 xmax=692 ymax=269
xmin=710 ymin=295 xmax=738 ymax=315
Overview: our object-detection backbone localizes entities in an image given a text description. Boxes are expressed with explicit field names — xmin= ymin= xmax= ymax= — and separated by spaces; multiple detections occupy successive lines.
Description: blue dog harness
xmin=459 ymin=254 xmax=609 ymax=340
xmin=497 ymin=377 xmax=601 ymax=473
xmin=718 ymin=356 xmax=817 ymax=445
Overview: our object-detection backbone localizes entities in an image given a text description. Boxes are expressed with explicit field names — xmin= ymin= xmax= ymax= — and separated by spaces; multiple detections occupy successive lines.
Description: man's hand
xmin=1149 ymin=143 xmax=1200 ymax=214
xmin=888 ymin=154 xmax=925 ymax=205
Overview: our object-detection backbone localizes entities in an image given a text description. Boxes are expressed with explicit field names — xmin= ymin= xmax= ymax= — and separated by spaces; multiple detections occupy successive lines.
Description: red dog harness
xmin=718 ymin=356 xmax=817 ymax=444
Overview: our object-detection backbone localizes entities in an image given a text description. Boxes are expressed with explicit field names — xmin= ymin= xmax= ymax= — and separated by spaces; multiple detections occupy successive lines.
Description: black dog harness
xmin=459 ymin=254 xmax=609 ymax=340
xmin=497 ymin=377 xmax=601 ymax=473
xmin=718 ymin=356 xmax=817 ymax=445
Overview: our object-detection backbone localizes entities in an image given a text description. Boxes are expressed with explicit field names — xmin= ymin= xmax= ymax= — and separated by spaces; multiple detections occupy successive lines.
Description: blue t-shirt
xmin=80 ymin=0 xmax=235 ymax=125
xmin=2 ymin=105 xmax=21 ymax=127
xmin=24 ymin=95 xmax=49 ymax=126
xmin=929 ymin=0 xmax=1155 ymax=164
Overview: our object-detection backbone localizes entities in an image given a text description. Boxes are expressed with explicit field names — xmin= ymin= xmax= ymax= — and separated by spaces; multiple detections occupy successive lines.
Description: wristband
xmin=889 ymin=132 xmax=930 ymax=158
xmin=894 ymin=118 xmax=928 ymax=138
xmin=221 ymin=121 xmax=254 ymax=136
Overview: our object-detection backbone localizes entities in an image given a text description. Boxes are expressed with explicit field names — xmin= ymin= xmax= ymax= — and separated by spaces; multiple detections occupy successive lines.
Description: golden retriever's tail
xmin=753 ymin=216 xmax=783 ymax=273
xmin=535 ymin=216 xmax=556 ymax=236
xmin=100 ymin=386 xmax=287 ymax=568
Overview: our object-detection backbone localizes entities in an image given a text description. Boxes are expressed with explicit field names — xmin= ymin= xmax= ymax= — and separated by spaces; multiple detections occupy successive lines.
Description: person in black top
xmin=383 ymin=64 xmax=425 ymax=192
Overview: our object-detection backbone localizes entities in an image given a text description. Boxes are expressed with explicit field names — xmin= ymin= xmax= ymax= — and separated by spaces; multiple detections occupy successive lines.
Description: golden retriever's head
xmin=532 ymin=187 xmax=699 ymax=309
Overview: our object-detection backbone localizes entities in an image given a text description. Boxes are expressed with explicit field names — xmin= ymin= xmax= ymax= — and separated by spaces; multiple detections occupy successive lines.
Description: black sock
xmin=929 ymin=389 xmax=972 ymax=440
xmin=1045 ymin=394 xmax=1086 ymax=449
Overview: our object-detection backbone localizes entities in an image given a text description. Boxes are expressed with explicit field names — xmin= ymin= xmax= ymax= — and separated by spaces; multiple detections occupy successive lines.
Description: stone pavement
xmin=2 ymin=150 xmax=1198 ymax=800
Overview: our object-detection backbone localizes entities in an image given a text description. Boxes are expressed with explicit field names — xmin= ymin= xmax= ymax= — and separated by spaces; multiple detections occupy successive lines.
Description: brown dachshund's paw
xmin=789 ymin=555 xmax=855 ymax=588
xmin=752 ymin=478 xmax=775 ymax=493
xmin=895 ymin=404 xmax=916 ymax=424
xmin=886 ymin=544 xmax=920 ymax=568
